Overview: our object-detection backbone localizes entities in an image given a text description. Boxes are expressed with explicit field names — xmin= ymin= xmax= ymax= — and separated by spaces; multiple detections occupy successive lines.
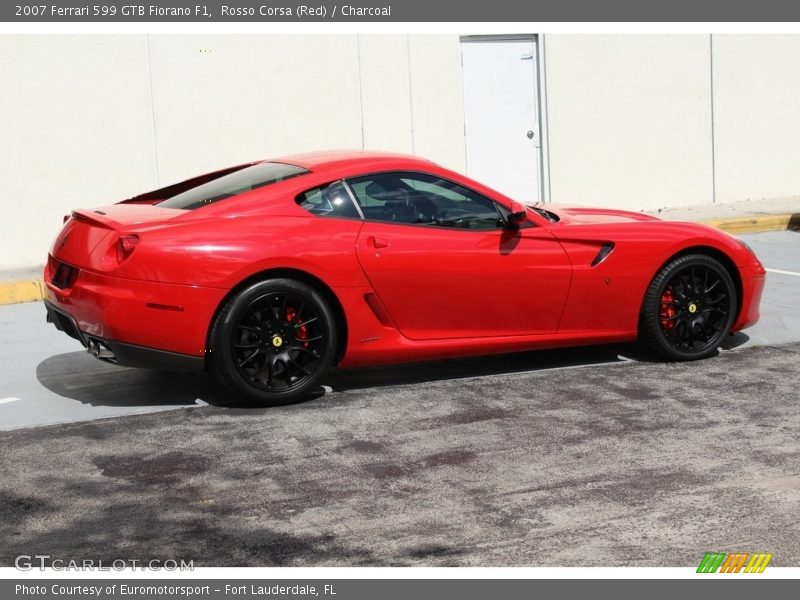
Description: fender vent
xmin=591 ymin=243 xmax=615 ymax=267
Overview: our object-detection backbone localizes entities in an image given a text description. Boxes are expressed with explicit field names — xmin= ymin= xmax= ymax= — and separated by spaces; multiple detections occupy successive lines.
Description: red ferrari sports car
xmin=44 ymin=150 xmax=766 ymax=404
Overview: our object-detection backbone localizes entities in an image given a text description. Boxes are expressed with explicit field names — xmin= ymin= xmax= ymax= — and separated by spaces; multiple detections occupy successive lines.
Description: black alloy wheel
xmin=640 ymin=254 xmax=737 ymax=360
xmin=210 ymin=279 xmax=337 ymax=405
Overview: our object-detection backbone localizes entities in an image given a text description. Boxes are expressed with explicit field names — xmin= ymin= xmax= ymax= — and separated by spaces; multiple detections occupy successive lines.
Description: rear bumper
xmin=45 ymin=300 xmax=205 ymax=372
xmin=43 ymin=256 xmax=226 ymax=370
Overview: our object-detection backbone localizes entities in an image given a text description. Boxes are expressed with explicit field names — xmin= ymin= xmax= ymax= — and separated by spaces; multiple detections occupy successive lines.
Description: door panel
xmin=462 ymin=38 xmax=542 ymax=204
xmin=356 ymin=222 xmax=571 ymax=340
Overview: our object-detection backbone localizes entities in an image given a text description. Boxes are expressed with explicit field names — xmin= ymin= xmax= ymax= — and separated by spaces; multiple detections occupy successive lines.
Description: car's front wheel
xmin=209 ymin=278 xmax=337 ymax=405
xmin=639 ymin=254 xmax=737 ymax=360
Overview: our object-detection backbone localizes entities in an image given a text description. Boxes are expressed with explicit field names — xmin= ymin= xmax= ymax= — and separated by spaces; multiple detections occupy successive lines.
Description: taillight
xmin=117 ymin=235 xmax=140 ymax=263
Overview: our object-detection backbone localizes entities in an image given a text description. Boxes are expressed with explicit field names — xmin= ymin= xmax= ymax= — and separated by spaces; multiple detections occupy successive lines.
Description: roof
xmin=275 ymin=149 xmax=436 ymax=172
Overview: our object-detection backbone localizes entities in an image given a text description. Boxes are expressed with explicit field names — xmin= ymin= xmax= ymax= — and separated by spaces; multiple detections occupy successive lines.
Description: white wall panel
xmin=712 ymin=35 xmax=800 ymax=202
xmin=544 ymin=34 xmax=713 ymax=210
xmin=146 ymin=34 xmax=364 ymax=185
xmin=0 ymin=35 xmax=153 ymax=270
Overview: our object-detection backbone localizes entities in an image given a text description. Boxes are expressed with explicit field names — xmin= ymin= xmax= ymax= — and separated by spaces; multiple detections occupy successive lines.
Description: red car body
xmin=44 ymin=150 xmax=766 ymax=377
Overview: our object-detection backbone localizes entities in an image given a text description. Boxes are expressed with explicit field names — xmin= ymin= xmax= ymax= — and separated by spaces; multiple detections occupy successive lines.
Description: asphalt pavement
xmin=0 ymin=341 xmax=799 ymax=566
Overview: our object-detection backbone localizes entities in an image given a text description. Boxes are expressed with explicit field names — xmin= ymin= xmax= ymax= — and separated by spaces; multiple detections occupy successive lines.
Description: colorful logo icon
xmin=697 ymin=552 xmax=773 ymax=573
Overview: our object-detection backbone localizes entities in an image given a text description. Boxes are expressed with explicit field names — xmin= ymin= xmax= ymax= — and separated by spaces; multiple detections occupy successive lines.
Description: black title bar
xmin=4 ymin=0 xmax=800 ymax=22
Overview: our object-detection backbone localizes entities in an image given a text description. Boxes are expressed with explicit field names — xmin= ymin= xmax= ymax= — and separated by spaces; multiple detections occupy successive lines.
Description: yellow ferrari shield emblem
xmin=688 ymin=303 xmax=698 ymax=314
xmin=272 ymin=335 xmax=283 ymax=347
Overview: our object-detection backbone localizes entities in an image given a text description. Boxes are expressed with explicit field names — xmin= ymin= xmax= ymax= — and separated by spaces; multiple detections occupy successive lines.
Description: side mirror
xmin=504 ymin=202 xmax=527 ymax=228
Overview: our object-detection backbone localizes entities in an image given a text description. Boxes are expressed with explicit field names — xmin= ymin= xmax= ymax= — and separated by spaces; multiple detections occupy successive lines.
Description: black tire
xmin=639 ymin=254 xmax=737 ymax=361
xmin=209 ymin=278 xmax=337 ymax=406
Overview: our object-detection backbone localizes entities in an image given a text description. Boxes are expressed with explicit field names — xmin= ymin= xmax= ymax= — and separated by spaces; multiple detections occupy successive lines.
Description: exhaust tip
xmin=87 ymin=338 xmax=117 ymax=362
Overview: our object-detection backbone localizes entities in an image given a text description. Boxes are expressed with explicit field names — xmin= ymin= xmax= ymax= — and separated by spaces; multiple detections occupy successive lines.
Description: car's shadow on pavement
xmin=323 ymin=331 xmax=745 ymax=392
xmin=37 ymin=333 xmax=750 ymax=409
xmin=324 ymin=344 xmax=637 ymax=392
xmin=720 ymin=331 xmax=750 ymax=350
xmin=36 ymin=351 xmax=232 ymax=408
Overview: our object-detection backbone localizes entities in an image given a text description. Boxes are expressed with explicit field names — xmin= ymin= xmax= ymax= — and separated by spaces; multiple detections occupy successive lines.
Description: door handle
xmin=369 ymin=236 xmax=389 ymax=249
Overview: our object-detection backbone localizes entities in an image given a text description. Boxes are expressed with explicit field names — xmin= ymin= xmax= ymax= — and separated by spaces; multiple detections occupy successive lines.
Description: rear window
xmin=157 ymin=162 xmax=308 ymax=210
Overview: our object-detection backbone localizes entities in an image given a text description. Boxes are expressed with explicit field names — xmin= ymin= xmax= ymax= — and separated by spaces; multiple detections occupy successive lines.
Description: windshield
xmin=157 ymin=162 xmax=308 ymax=210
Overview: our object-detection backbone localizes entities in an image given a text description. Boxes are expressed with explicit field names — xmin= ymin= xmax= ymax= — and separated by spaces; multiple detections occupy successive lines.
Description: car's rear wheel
xmin=209 ymin=279 xmax=337 ymax=405
xmin=639 ymin=254 xmax=737 ymax=360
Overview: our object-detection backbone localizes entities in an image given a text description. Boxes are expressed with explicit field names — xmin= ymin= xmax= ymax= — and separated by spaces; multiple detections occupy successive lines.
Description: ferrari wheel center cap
xmin=272 ymin=335 xmax=284 ymax=348
xmin=688 ymin=303 xmax=698 ymax=314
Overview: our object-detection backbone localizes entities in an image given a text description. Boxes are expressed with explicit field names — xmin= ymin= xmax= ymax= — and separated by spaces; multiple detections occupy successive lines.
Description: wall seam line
xmin=145 ymin=34 xmax=160 ymax=186
xmin=356 ymin=34 xmax=366 ymax=150
xmin=709 ymin=33 xmax=717 ymax=204
xmin=406 ymin=35 xmax=416 ymax=154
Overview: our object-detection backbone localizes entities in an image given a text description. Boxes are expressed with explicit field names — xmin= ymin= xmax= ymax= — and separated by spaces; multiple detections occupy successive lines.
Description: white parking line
xmin=0 ymin=397 xmax=20 ymax=405
xmin=766 ymin=268 xmax=800 ymax=277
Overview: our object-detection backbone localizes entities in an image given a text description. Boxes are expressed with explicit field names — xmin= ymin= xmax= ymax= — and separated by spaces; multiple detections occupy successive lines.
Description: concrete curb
xmin=0 ymin=213 xmax=796 ymax=307
xmin=702 ymin=213 xmax=798 ymax=235
xmin=0 ymin=279 xmax=44 ymax=306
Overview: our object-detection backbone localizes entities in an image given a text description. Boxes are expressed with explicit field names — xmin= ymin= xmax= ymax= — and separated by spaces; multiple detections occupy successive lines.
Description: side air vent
xmin=591 ymin=243 xmax=615 ymax=267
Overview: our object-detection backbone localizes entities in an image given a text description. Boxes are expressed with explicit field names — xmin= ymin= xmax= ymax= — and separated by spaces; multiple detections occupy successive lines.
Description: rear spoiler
xmin=71 ymin=209 xmax=121 ymax=230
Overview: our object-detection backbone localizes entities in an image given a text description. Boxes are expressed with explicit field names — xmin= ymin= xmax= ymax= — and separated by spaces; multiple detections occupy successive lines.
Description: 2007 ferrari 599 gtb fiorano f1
xmin=44 ymin=150 xmax=766 ymax=405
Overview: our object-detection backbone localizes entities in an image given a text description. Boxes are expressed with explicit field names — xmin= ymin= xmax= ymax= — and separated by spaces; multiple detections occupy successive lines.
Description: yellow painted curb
xmin=0 ymin=279 xmax=44 ymax=305
xmin=701 ymin=213 xmax=795 ymax=234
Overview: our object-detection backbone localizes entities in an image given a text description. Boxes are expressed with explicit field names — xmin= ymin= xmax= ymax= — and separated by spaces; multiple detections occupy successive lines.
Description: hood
xmin=528 ymin=203 xmax=662 ymax=225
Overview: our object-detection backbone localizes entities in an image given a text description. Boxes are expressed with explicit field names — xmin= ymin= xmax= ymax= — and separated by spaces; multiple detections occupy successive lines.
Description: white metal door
xmin=461 ymin=38 xmax=542 ymax=204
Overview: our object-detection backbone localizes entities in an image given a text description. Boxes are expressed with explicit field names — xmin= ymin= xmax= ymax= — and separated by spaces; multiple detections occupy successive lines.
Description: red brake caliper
xmin=285 ymin=307 xmax=309 ymax=347
xmin=660 ymin=288 xmax=676 ymax=330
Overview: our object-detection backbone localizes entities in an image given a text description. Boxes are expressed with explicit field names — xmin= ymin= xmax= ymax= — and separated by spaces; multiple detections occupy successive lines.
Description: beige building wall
xmin=543 ymin=34 xmax=714 ymax=210
xmin=711 ymin=35 xmax=800 ymax=202
xmin=0 ymin=36 xmax=154 ymax=271
xmin=0 ymin=34 xmax=466 ymax=270
xmin=1 ymin=33 xmax=798 ymax=271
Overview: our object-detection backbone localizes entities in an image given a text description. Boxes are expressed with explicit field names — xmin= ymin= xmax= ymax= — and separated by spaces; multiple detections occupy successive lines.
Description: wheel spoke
xmin=287 ymin=355 xmax=310 ymax=377
xmin=239 ymin=348 xmax=262 ymax=367
xmin=293 ymin=347 xmax=320 ymax=358
xmin=292 ymin=302 xmax=306 ymax=323
xmin=279 ymin=294 xmax=288 ymax=323
xmin=235 ymin=340 xmax=260 ymax=349
xmin=277 ymin=359 xmax=293 ymax=386
xmin=297 ymin=334 xmax=323 ymax=342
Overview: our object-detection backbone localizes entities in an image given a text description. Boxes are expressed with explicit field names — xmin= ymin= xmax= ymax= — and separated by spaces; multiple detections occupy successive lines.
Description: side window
xmin=296 ymin=180 xmax=361 ymax=219
xmin=346 ymin=172 xmax=504 ymax=230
